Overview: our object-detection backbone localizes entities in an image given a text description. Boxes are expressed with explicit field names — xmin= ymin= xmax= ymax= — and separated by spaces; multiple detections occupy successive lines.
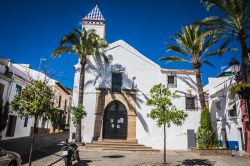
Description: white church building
xmin=70 ymin=5 xmax=201 ymax=150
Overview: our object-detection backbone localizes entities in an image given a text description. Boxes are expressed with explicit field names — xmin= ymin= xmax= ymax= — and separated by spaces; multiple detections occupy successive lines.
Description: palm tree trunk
xmin=195 ymin=68 xmax=206 ymax=109
xmin=238 ymin=31 xmax=250 ymax=83
xmin=75 ymin=59 xmax=86 ymax=142
xmin=29 ymin=116 xmax=38 ymax=166
xmin=163 ymin=123 xmax=166 ymax=164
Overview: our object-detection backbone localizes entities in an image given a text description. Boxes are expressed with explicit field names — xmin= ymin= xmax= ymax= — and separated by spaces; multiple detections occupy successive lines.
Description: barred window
xmin=216 ymin=101 xmax=221 ymax=111
xmin=186 ymin=97 xmax=195 ymax=109
xmin=167 ymin=75 xmax=177 ymax=88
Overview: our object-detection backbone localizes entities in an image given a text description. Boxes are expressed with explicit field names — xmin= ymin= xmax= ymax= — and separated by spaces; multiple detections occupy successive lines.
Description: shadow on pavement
xmin=21 ymin=142 xmax=63 ymax=164
xmin=72 ymin=160 xmax=93 ymax=166
xmin=177 ymin=159 xmax=216 ymax=166
xmin=102 ymin=155 xmax=125 ymax=158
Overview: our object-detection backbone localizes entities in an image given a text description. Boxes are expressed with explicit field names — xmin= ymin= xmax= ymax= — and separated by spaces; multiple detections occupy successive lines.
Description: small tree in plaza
xmin=71 ymin=104 xmax=87 ymax=135
xmin=197 ymin=108 xmax=219 ymax=148
xmin=146 ymin=83 xmax=188 ymax=164
xmin=11 ymin=80 xmax=54 ymax=166
xmin=48 ymin=108 xmax=64 ymax=133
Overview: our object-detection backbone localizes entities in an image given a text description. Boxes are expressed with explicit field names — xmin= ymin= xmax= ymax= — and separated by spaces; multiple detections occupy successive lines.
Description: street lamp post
xmin=229 ymin=58 xmax=240 ymax=75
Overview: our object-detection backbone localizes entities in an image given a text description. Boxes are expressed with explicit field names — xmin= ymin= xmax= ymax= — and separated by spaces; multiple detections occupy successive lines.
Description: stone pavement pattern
xmin=24 ymin=149 xmax=250 ymax=166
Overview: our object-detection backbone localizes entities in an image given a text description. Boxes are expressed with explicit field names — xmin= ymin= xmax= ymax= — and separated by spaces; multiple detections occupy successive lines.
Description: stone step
xmin=100 ymin=139 xmax=137 ymax=143
xmin=89 ymin=141 xmax=143 ymax=146
xmin=102 ymin=148 xmax=160 ymax=152
xmin=82 ymin=140 xmax=160 ymax=153
xmin=85 ymin=144 xmax=152 ymax=149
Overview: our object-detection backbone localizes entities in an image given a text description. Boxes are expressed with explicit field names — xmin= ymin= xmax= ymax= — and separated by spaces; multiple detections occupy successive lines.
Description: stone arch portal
xmin=103 ymin=100 xmax=127 ymax=139
xmin=93 ymin=89 xmax=136 ymax=142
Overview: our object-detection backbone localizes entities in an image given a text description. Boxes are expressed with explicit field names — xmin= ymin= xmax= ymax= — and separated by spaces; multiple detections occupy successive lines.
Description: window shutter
xmin=112 ymin=73 xmax=122 ymax=92
xmin=174 ymin=75 xmax=177 ymax=88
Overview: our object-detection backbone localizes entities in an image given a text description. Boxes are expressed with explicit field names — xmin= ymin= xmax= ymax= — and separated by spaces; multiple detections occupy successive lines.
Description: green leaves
xmin=160 ymin=24 xmax=235 ymax=69
xmin=197 ymin=108 xmax=219 ymax=148
xmin=146 ymin=83 xmax=187 ymax=127
xmin=200 ymin=0 xmax=250 ymax=37
xmin=48 ymin=108 xmax=63 ymax=128
xmin=51 ymin=27 xmax=108 ymax=63
xmin=71 ymin=104 xmax=87 ymax=125
xmin=159 ymin=56 xmax=190 ymax=63
xmin=11 ymin=80 xmax=54 ymax=119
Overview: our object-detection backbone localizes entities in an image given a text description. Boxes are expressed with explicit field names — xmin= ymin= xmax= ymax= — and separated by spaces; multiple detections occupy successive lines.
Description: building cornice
xmin=161 ymin=68 xmax=198 ymax=75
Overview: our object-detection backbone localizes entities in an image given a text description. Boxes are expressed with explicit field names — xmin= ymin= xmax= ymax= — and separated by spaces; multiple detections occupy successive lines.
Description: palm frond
xmin=203 ymin=60 xmax=216 ymax=68
xmin=220 ymin=38 xmax=233 ymax=50
xmin=51 ymin=47 xmax=74 ymax=58
xmin=166 ymin=44 xmax=188 ymax=56
xmin=52 ymin=27 xmax=108 ymax=63
xmin=159 ymin=56 xmax=190 ymax=63
xmin=60 ymin=34 xmax=79 ymax=46
xmin=206 ymin=48 xmax=237 ymax=57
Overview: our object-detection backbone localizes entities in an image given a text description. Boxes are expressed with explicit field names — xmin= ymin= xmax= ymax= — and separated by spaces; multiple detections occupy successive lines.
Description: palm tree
xmin=160 ymin=25 xmax=235 ymax=109
xmin=200 ymin=0 xmax=250 ymax=82
xmin=52 ymin=28 xmax=108 ymax=141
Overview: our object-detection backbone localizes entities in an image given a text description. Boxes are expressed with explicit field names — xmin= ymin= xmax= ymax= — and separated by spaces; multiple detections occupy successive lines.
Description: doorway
xmin=103 ymin=101 xmax=127 ymax=139
xmin=6 ymin=115 xmax=17 ymax=137
xmin=187 ymin=129 xmax=196 ymax=148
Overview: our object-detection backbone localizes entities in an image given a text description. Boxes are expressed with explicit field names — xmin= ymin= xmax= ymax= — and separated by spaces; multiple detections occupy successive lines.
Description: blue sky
xmin=0 ymin=0 xmax=245 ymax=89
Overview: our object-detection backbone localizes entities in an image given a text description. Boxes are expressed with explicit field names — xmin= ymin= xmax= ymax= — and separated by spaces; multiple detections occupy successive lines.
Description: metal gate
xmin=103 ymin=101 xmax=127 ymax=139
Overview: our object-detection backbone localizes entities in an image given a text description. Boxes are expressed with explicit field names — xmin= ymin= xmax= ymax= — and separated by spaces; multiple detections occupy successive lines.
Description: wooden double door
xmin=103 ymin=101 xmax=127 ymax=139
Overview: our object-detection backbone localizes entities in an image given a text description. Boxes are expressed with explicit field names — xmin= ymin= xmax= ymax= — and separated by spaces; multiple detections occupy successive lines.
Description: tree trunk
xmin=29 ymin=116 xmax=38 ymax=166
xmin=195 ymin=68 xmax=206 ymax=109
xmin=163 ymin=123 xmax=166 ymax=164
xmin=75 ymin=59 xmax=86 ymax=142
xmin=238 ymin=31 xmax=250 ymax=83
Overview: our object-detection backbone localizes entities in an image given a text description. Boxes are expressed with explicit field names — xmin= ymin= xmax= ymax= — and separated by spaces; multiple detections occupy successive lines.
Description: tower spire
xmin=82 ymin=4 xmax=106 ymax=38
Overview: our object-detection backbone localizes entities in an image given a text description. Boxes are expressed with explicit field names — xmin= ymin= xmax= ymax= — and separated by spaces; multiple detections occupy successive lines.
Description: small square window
xmin=186 ymin=97 xmax=195 ymax=109
xmin=167 ymin=75 xmax=177 ymax=88
xmin=228 ymin=109 xmax=237 ymax=117
xmin=16 ymin=84 xmax=22 ymax=95
xmin=24 ymin=116 xmax=28 ymax=127
xmin=216 ymin=101 xmax=221 ymax=111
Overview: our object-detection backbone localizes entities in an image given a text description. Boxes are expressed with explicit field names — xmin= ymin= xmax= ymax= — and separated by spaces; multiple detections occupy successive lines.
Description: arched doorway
xmin=103 ymin=101 xmax=128 ymax=139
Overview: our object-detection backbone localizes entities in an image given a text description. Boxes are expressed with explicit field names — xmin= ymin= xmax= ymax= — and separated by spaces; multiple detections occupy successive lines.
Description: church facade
xmin=70 ymin=5 xmax=201 ymax=150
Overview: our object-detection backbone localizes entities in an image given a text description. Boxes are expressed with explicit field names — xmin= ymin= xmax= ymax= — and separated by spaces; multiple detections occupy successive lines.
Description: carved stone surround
xmin=92 ymin=88 xmax=137 ymax=142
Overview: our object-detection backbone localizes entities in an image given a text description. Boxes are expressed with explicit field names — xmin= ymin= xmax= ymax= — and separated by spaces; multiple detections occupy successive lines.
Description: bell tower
xmin=82 ymin=5 xmax=105 ymax=38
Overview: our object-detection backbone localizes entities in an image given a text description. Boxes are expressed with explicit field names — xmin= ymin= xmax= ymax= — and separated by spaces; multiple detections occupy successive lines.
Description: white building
xmin=70 ymin=5 xmax=201 ymax=150
xmin=0 ymin=58 xmax=72 ymax=140
xmin=204 ymin=69 xmax=244 ymax=151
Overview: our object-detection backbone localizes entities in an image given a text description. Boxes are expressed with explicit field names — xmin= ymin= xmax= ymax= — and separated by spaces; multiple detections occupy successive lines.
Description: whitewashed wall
xmin=71 ymin=40 xmax=201 ymax=150
xmin=1 ymin=63 xmax=67 ymax=140
xmin=205 ymin=75 xmax=243 ymax=151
